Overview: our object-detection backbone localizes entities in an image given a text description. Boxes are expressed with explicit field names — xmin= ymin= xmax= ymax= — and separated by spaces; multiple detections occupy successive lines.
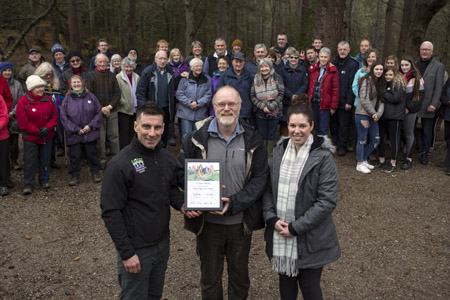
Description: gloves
xmin=38 ymin=127 xmax=49 ymax=138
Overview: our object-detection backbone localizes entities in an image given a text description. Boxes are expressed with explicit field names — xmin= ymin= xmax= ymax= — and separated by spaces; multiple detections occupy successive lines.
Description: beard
xmin=217 ymin=110 xmax=237 ymax=126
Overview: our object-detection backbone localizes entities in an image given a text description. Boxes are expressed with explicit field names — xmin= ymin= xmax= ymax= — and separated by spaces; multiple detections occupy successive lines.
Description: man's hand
xmin=345 ymin=104 xmax=352 ymax=111
xmin=330 ymin=109 xmax=336 ymax=115
xmin=181 ymin=204 xmax=203 ymax=218
xmin=209 ymin=197 xmax=229 ymax=215
xmin=180 ymin=71 xmax=189 ymax=78
xmin=102 ymin=106 xmax=111 ymax=117
xmin=123 ymin=254 xmax=141 ymax=274
xmin=427 ymin=105 xmax=436 ymax=112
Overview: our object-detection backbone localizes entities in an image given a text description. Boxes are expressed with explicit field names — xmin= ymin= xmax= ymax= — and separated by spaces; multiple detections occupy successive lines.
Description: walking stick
xmin=43 ymin=137 xmax=49 ymax=191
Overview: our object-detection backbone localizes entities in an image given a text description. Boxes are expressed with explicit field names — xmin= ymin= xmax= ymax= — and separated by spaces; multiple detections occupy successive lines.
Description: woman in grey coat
xmin=0 ymin=62 xmax=25 ymax=170
xmin=176 ymin=58 xmax=211 ymax=143
xmin=263 ymin=95 xmax=340 ymax=300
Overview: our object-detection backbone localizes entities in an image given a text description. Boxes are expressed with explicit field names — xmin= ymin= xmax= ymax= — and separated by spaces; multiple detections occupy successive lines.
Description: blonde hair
xmin=34 ymin=62 xmax=60 ymax=90
xmin=169 ymin=48 xmax=183 ymax=62
xmin=385 ymin=66 xmax=407 ymax=89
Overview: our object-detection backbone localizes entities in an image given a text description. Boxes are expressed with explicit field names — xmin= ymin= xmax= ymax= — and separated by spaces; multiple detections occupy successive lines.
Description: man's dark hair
xmin=136 ymin=102 xmax=164 ymax=120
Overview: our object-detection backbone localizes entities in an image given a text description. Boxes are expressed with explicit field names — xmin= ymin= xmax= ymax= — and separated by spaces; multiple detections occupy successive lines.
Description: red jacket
xmin=0 ymin=96 xmax=9 ymax=140
xmin=307 ymin=61 xmax=340 ymax=110
xmin=16 ymin=92 xmax=58 ymax=144
xmin=0 ymin=75 xmax=13 ymax=112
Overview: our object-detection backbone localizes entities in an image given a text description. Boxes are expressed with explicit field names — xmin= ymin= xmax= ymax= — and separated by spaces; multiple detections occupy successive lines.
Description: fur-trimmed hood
xmin=276 ymin=134 xmax=336 ymax=154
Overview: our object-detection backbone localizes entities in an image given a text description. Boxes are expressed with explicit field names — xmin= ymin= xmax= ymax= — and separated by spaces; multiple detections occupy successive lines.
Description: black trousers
xmin=279 ymin=267 xmax=324 ymax=300
xmin=0 ymin=138 xmax=9 ymax=187
xmin=23 ymin=140 xmax=52 ymax=188
xmin=161 ymin=106 xmax=171 ymax=147
xmin=330 ymin=108 xmax=352 ymax=150
xmin=9 ymin=133 xmax=19 ymax=164
xmin=118 ymin=112 xmax=136 ymax=150
xmin=378 ymin=119 xmax=402 ymax=160
xmin=68 ymin=141 xmax=101 ymax=175
xmin=445 ymin=120 xmax=450 ymax=167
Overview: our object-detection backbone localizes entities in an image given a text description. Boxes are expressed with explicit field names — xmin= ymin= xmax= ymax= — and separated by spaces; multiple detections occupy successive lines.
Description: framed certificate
xmin=185 ymin=159 xmax=222 ymax=211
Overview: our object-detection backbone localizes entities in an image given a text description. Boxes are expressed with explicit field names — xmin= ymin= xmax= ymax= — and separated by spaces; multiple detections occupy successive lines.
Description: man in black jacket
xmin=331 ymin=41 xmax=359 ymax=156
xmin=101 ymin=102 xmax=185 ymax=300
xmin=177 ymin=86 xmax=269 ymax=299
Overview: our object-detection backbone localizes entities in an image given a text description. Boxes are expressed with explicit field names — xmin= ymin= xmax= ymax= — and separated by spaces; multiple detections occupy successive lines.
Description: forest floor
xmin=0 ymin=131 xmax=449 ymax=300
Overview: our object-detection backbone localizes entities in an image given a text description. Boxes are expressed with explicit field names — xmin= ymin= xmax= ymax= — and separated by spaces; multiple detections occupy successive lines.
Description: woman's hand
xmin=275 ymin=220 xmax=294 ymax=238
xmin=190 ymin=101 xmax=198 ymax=110
xmin=372 ymin=114 xmax=379 ymax=122
xmin=263 ymin=107 xmax=270 ymax=114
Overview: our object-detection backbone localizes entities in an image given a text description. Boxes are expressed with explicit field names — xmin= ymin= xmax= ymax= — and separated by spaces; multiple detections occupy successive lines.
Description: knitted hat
xmin=232 ymin=39 xmax=243 ymax=49
xmin=0 ymin=61 xmax=14 ymax=73
xmin=127 ymin=46 xmax=138 ymax=56
xmin=26 ymin=75 xmax=47 ymax=91
xmin=51 ymin=43 xmax=65 ymax=56
xmin=67 ymin=50 xmax=82 ymax=62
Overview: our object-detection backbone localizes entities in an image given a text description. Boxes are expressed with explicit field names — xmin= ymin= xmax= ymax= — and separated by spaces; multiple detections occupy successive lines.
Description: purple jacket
xmin=60 ymin=91 xmax=103 ymax=145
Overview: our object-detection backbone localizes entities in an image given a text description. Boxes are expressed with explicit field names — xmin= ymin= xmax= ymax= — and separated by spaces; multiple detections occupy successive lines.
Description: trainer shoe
xmin=23 ymin=187 xmax=33 ymax=195
xmin=401 ymin=160 xmax=412 ymax=170
xmin=0 ymin=187 xmax=9 ymax=196
xmin=69 ymin=175 xmax=79 ymax=186
xmin=363 ymin=161 xmax=375 ymax=170
xmin=356 ymin=164 xmax=371 ymax=174
xmin=383 ymin=163 xmax=397 ymax=173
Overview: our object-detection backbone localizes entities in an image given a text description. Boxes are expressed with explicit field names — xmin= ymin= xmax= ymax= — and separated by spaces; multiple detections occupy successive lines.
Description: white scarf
xmin=273 ymin=134 xmax=313 ymax=276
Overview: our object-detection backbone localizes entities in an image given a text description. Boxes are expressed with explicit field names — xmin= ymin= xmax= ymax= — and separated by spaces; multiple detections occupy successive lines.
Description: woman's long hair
xmin=65 ymin=75 xmax=89 ymax=96
xmin=34 ymin=62 xmax=60 ymax=90
xmin=400 ymin=56 xmax=423 ymax=102
xmin=384 ymin=66 xmax=407 ymax=90
xmin=359 ymin=61 xmax=385 ymax=102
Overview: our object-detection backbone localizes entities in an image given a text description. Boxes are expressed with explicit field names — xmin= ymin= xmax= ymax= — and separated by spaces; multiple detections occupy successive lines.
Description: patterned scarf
xmin=253 ymin=74 xmax=279 ymax=118
xmin=273 ymin=134 xmax=313 ymax=276
xmin=123 ymin=70 xmax=137 ymax=113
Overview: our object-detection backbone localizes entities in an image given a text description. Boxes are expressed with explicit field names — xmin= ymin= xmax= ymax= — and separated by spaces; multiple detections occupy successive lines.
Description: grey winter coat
xmin=9 ymin=78 xmax=25 ymax=133
xmin=176 ymin=72 xmax=212 ymax=121
xmin=263 ymin=135 xmax=341 ymax=269
xmin=417 ymin=58 xmax=445 ymax=118
xmin=355 ymin=79 xmax=384 ymax=119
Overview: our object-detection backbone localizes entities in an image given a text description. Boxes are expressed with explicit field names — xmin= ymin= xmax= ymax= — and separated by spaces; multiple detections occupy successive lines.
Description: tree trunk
xmin=184 ymin=0 xmax=195 ymax=57
xmin=404 ymin=0 xmax=448 ymax=59
xmin=258 ymin=0 xmax=266 ymax=43
xmin=216 ymin=0 xmax=227 ymax=40
xmin=128 ymin=0 xmax=136 ymax=46
xmin=230 ymin=0 xmax=238 ymax=41
xmin=373 ymin=0 xmax=383 ymax=49
xmin=313 ymin=0 xmax=346 ymax=56
xmin=344 ymin=0 xmax=354 ymax=42
xmin=397 ymin=0 xmax=416 ymax=58
xmin=67 ymin=0 xmax=81 ymax=50
xmin=300 ymin=0 xmax=311 ymax=47
xmin=89 ymin=0 xmax=95 ymax=34
xmin=382 ymin=0 xmax=395 ymax=58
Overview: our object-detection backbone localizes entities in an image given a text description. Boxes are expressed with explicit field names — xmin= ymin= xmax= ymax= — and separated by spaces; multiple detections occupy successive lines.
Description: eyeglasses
xmin=420 ymin=48 xmax=432 ymax=52
xmin=289 ymin=56 xmax=299 ymax=59
xmin=214 ymin=102 xmax=240 ymax=109
xmin=70 ymin=59 xmax=81 ymax=63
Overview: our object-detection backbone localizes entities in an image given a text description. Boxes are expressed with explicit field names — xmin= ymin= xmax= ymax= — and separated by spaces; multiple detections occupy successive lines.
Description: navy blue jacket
xmin=332 ymin=55 xmax=359 ymax=108
xmin=216 ymin=68 xmax=254 ymax=118
xmin=136 ymin=62 xmax=175 ymax=121
xmin=281 ymin=63 xmax=309 ymax=112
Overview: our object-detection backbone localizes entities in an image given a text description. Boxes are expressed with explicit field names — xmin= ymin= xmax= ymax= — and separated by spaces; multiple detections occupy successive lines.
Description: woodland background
xmin=1 ymin=0 xmax=449 ymax=69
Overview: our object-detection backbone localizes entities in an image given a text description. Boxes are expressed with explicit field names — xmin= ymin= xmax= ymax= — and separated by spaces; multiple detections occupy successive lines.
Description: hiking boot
xmin=0 ymin=187 xmax=9 ymax=196
xmin=337 ymin=148 xmax=346 ymax=156
xmin=23 ymin=187 xmax=33 ymax=195
xmin=69 ymin=175 xmax=79 ymax=186
xmin=92 ymin=171 xmax=102 ymax=183
xmin=40 ymin=182 xmax=50 ymax=190
xmin=401 ymin=160 xmax=412 ymax=170
xmin=420 ymin=153 xmax=428 ymax=165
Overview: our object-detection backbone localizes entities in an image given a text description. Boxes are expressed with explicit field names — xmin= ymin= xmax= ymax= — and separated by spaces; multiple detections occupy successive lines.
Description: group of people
xmin=0 ymin=33 xmax=449 ymax=300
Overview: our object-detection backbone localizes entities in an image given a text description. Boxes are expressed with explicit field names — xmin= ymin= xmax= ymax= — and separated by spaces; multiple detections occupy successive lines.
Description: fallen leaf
xmin=74 ymin=256 xmax=80 ymax=261
xmin=25 ymin=235 xmax=31 ymax=240
xmin=425 ymin=225 xmax=430 ymax=229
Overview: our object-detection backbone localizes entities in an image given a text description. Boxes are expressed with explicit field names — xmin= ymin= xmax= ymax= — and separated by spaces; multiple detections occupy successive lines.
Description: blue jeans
xmin=355 ymin=114 xmax=380 ymax=162
xmin=117 ymin=238 xmax=170 ymax=300
xmin=256 ymin=117 xmax=279 ymax=140
xmin=312 ymin=102 xmax=330 ymax=136
xmin=180 ymin=119 xmax=196 ymax=143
